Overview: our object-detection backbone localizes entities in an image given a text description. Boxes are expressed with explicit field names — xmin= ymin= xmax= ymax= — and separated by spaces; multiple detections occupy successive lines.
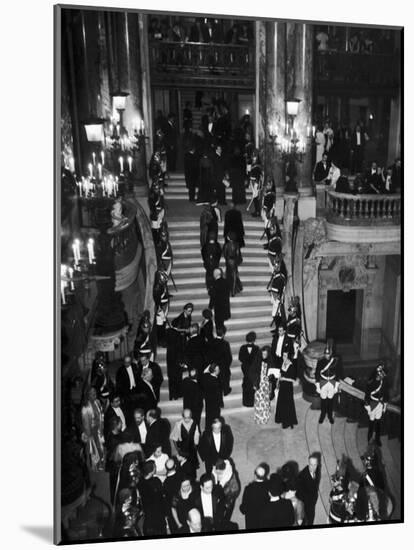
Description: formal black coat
xmin=146 ymin=418 xmax=171 ymax=456
xmin=184 ymin=150 xmax=199 ymax=188
xmin=260 ymin=498 xmax=295 ymax=529
xmin=240 ymin=480 xmax=269 ymax=530
xmin=147 ymin=360 xmax=164 ymax=401
xmin=116 ymin=364 xmax=141 ymax=400
xmin=138 ymin=476 xmax=167 ymax=535
xmin=134 ymin=379 xmax=158 ymax=412
xmin=313 ymin=160 xmax=330 ymax=182
xmin=124 ymin=420 xmax=149 ymax=454
xmin=271 ymin=334 xmax=292 ymax=365
xmin=207 ymin=337 xmax=232 ymax=392
xmin=165 ymin=327 xmax=183 ymax=400
xmin=201 ymin=373 xmax=223 ymax=428
xmin=209 ymin=277 xmax=231 ymax=326
xmin=198 ymin=425 xmax=234 ymax=467
xmin=182 ymin=377 xmax=203 ymax=425
xmin=184 ymin=335 xmax=207 ymax=378
xmin=297 ymin=466 xmax=321 ymax=524
xmin=104 ymin=405 xmax=127 ymax=440
xmin=200 ymin=319 xmax=214 ymax=344
xmin=239 ymin=343 xmax=261 ymax=407
xmin=189 ymin=485 xmax=225 ymax=531
xmin=224 ymin=208 xmax=245 ymax=247
xmin=201 ymin=241 xmax=222 ymax=272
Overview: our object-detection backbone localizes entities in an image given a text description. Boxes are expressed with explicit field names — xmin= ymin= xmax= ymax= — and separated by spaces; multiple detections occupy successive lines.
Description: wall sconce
xmin=286 ymin=98 xmax=301 ymax=117
xmin=111 ymin=91 xmax=129 ymax=112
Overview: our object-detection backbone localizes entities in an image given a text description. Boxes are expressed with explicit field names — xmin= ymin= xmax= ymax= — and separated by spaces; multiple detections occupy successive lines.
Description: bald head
xmin=255 ymin=465 xmax=266 ymax=481
xmin=187 ymin=508 xmax=202 ymax=533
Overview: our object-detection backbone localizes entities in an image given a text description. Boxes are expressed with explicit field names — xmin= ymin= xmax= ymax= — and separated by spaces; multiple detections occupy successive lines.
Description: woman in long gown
xmin=81 ymin=386 xmax=105 ymax=471
xmin=252 ymin=346 xmax=276 ymax=425
xmin=223 ymin=232 xmax=243 ymax=297
xmin=275 ymin=351 xmax=298 ymax=428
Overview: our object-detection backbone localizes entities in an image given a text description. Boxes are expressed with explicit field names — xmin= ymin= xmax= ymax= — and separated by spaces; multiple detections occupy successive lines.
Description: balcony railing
xmin=149 ymin=40 xmax=255 ymax=76
xmin=326 ymin=189 xmax=401 ymax=226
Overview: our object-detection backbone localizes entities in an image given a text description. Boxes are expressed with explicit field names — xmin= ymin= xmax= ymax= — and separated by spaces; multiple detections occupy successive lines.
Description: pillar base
xmin=298 ymin=195 xmax=316 ymax=220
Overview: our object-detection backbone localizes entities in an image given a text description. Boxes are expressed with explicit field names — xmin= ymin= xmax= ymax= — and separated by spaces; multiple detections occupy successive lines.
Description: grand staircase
xmin=155 ymin=173 xmax=276 ymax=419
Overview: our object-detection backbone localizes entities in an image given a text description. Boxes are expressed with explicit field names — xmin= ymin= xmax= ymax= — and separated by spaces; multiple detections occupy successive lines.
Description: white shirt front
xmin=356 ymin=132 xmax=361 ymax=146
xmin=208 ymin=122 xmax=213 ymax=133
xmin=213 ymin=431 xmax=221 ymax=452
xmin=113 ymin=407 xmax=126 ymax=431
xmin=276 ymin=335 xmax=284 ymax=357
xmin=201 ymin=491 xmax=213 ymax=518
xmin=126 ymin=366 xmax=136 ymax=390
xmin=138 ymin=421 xmax=147 ymax=443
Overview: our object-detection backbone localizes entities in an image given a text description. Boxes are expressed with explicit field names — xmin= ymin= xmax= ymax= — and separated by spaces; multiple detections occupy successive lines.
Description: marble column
xmin=139 ymin=14 xmax=153 ymax=167
xmin=387 ymin=94 xmax=401 ymax=165
xmin=293 ymin=23 xmax=314 ymax=198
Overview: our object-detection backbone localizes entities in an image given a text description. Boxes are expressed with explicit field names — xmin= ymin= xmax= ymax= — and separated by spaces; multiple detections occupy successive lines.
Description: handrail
xmin=149 ymin=39 xmax=253 ymax=48
xmin=326 ymin=188 xmax=401 ymax=225
xmin=339 ymin=380 xmax=401 ymax=415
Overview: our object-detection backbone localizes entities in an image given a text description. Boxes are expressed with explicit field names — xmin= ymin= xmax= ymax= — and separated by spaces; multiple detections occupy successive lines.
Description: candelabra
xmin=60 ymin=237 xmax=97 ymax=305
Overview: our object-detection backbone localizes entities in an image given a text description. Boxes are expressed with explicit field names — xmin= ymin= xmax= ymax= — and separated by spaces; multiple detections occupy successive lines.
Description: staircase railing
xmin=338 ymin=379 xmax=401 ymax=440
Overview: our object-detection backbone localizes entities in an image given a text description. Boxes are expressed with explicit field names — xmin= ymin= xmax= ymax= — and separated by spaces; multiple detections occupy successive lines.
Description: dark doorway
xmin=326 ymin=289 xmax=357 ymax=344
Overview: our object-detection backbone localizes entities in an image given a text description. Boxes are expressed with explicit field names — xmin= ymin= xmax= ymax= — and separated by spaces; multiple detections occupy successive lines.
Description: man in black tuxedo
xmin=202 ymin=232 xmax=222 ymax=295
xmin=138 ymin=460 xmax=168 ymax=536
xmin=351 ymin=124 xmax=366 ymax=174
xmin=115 ymin=355 xmax=142 ymax=419
xmin=297 ymin=454 xmax=321 ymax=525
xmin=239 ymin=464 xmax=270 ymax=530
xmin=172 ymin=303 xmax=193 ymax=365
xmin=138 ymin=352 xmax=164 ymax=402
xmin=223 ymin=203 xmax=245 ymax=248
xmin=184 ymin=323 xmax=207 ymax=380
xmin=164 ymin=458 xmax=184 ymax=531
xmin=189 ymin=473 xmax=225 ymax=532
xmin=207 ymin=326 xmax=232 ymax=396
xmin=184 ymin=143 xmax=199 ymax=202
xmin=201 ymin=363 xmax=224 ymax=429
xmin=260 ymin=474 xmax=295 ymax=529
xmin=135 ymin=367 xmax=158 ymax=413
xmin=239 ymin=331 xmax=261 ymax=407
xmin=198 ymin=417 xmax=234 ymax=474
xmin=213 ymin=144 xmax=227 ymax=205
xmin=182 ymin=366 xmax=203 ymax=427
xmin=145 ymin=408 xmax=171 ymax=456
xmin=271 ymin=324 xmax=292 ymax=368
xmin=164 ymin=113 xmax=178 ymax=172
xmin=104 ymin=392 xmax=127 ymax=441
xmin=124 ymin=407 xmax=148 ymax=456
xmin=179 ymin=508 xmax=203 ymax=534
xmin=313 ymin=152 xmax=331 ymax=183
xmin=209 ymin=268 xmax=231 ymax=332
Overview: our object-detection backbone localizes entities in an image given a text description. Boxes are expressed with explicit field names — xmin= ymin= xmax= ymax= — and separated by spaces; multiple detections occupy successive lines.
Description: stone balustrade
xmin=326 ymin=189 xmax=401 ymax=226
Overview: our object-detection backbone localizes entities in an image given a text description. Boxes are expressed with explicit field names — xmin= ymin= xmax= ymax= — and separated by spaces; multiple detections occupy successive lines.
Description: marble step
xmin=172 ymin=237 xmax=265 ymax=247
xmin=172 ymin=264 xmax=269 ymax=276
xmin=168 ymin=304 xmax=271 ymax=318
xmin=171 ymin=274 xmax=269 ymax=286
xmin=167 ymin=295 xmax=270 ymax=309
xmin=173 ymin=247 xmax=265 ymax=257
xmin=168 ymin=286 xmax=269 ymax=298
xmin=343 ymin=419 xmax=364 ymax=473
xmin=331 ymin=416 xmax=348 ymax=463
xmin=173 ymin=256 xmax=269 ymax=266
xmin=168 ymin=220 xmax=267 ymax=229
xmin=169 ymin=227 xmax=265 ymax=238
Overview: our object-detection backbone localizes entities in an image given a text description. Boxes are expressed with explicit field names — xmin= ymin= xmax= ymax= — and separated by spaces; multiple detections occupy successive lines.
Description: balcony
xmin=324 ymin=189 xmax=401 ymax=243
xmin=149 ymin=40 xmax=255 ymax=88
xmin=315 ymin=51 xmax=400 ymax=93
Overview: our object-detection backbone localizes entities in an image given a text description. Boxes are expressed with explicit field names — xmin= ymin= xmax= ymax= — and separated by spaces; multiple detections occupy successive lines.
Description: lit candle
xmin=97 ymin=163 xmax=102 ymax=179
xmin=69 ymin=156 xmax=75 ymax=173
xmin=307 ymin=126 xmax=310 ymax=137
xmin=101 ymin=151 xmax=105 ymax=166
xmin=109 ymin=123 xmax=113 ymax=135
xmin=88 ymin=163 xmax=93 ymax=178
xmin=72 ymin=239 xmax=81 ymax=266
xmin=290 ymin=128 xmax=294 ymax=138
xmin=312 ymin=125 xmax=316 ymax=138
xmin=285 ymin=123 xmax=288 ymax=135
xmin=135 ymin=117 xmax=140 ymax=132
xmin=92 ymin=152 xmax=96 ymax=165
xmin=141 ymin=119 xmax=145 ymax=132
xmin=245 ymin=109 xmax=250 ymax=115
xmin=87 ymin=238 xmax=95 ymax=264
xmin=119 ymin=156 xmax=124 ymax=173
xmin=61 ymin=280 xmax=66 ymax=305
xmin=117 ymin=124 xmax=120 ymax=136
xmin=128 ymin=156 xmax=133 ymax=172
xmin=68 ymin=267 xmax=74 ymax=290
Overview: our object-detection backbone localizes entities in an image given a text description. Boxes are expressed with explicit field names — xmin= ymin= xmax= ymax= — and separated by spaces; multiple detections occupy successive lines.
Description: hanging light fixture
xmin=111 ymin=91 xmax=129 ymax=112
xmin=82 ymin=117 xmax=106 ymax=143
xmin=286 ymin=98 xmax=301 ymax=117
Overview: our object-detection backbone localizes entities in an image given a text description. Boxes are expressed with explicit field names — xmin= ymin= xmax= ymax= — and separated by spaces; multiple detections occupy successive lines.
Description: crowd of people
xmin=149 ymin=16 xmax=254 ymax=45
xmin=313 ymin=119 xmax=402 ymax=193
xmin=63 ymin=97 xmax=396 ymax=538
xmin=315 ymin=26 xmax=396 ymax=55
